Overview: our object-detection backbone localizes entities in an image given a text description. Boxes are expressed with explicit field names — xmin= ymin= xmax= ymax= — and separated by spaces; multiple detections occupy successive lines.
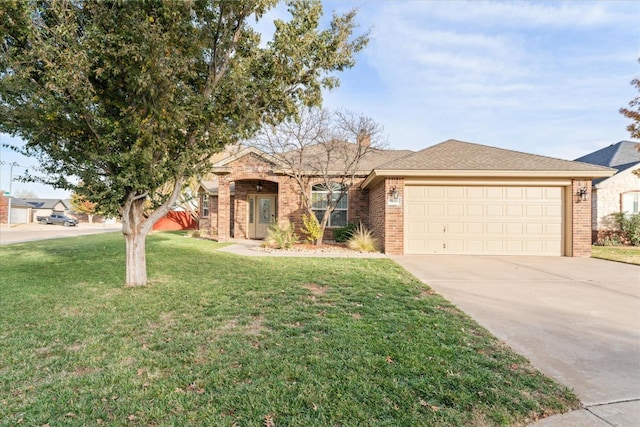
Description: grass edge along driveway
xmin=0 ymin=232 xmax=579 ymax=426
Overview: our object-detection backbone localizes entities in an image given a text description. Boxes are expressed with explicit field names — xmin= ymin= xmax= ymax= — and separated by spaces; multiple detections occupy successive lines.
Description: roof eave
xmin=362 ymin=169 xmax=616 ymax=189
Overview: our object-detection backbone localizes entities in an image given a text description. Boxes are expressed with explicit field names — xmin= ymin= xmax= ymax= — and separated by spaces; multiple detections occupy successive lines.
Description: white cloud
xmin=320 ymin=0 xmax=640 ymax=159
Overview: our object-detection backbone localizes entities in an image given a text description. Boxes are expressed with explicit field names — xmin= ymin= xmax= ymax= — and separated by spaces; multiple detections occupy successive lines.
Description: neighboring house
xmin=199 ymin=139 xmax=614 ymax=256
xmin=6 ymin=198 xmax=72 ymax=224
xmin=574 ymin=141 xmax=640 ymax=242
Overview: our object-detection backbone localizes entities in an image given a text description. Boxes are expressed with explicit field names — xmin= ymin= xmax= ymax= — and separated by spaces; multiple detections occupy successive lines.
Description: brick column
xmin=384 ymin=177 xmax=404 ymax=255
xmin=571 ymin=179 xmax=592 ymax=257
xmin=217 ymin=178 xmax=231 ymax=241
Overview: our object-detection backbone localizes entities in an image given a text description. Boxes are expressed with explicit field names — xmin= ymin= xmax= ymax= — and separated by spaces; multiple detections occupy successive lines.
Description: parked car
xmin=37 ymin=213 xmax=79 ymax=227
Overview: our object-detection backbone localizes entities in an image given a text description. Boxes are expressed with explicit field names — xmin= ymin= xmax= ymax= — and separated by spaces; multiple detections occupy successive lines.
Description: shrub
xmin=347 ymin=223 xmax=379 ymax=253
xmin=333 ymin=222 xmax=358 ymax=242
xmin=301 ymin=214 xmax=321 ymax=244
xmin=594 ymin=236 xmax=622 ymax=246
xmin=263 ymin=220 xmax=299 ymax=249
xmin=611 ymin=212 xmax=640 ymax=246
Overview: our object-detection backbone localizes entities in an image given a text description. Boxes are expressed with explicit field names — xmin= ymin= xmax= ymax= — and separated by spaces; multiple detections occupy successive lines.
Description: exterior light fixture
xmin=576 ymin=186 xmax=588 ymax=202
xmin=256 ymin=181 xmax=263 ymax=192
xmin=390 ymin=186 xmax=399 ymax=201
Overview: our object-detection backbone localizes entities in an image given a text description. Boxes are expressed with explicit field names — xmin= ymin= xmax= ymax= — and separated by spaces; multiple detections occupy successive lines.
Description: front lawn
xmin=592 ymin=245 xmax=640 ymax=265
xmin=0 ymin=232 xmax=578 ymax=426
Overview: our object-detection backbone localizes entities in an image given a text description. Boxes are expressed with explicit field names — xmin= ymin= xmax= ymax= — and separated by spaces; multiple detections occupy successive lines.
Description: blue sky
xmin=1 ymin=0 xmax=639 ymax=199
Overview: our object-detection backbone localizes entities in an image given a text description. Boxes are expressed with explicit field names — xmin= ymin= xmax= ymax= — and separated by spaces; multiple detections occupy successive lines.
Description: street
xmin=0 ymin=222 xmax=122 ymax=245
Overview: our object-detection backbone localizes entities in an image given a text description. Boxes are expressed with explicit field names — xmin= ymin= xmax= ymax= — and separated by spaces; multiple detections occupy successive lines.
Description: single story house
xmin=198 ymin=139 xmax=614 ymax=256
xmin=6 ymin=197 xmax=72 ymax=224
xmin=574 ymin=140 xmax=640 ymax=241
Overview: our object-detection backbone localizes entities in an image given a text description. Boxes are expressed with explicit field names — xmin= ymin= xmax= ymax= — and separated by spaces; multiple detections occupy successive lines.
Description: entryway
xmin=247 ymin=194 xmax=276 ymax=239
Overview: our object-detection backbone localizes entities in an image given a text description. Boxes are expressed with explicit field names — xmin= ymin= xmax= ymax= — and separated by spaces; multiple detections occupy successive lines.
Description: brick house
xmin=574 ymin=141 xmax=640 ymax=242
xmin=199 ymin=139 xmax=614 ymax=256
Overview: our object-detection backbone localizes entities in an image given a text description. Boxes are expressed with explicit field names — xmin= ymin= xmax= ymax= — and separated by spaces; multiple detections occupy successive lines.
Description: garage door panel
xmin=506 ymin=205 xmax=524 ymax=217
xmin=467 ymin=204 xmax=484 ymax=216
xmin=447 ymin=204 xmax=464 ymax=216
xmin=427 ymin=204 xmax=445 ymax=216
xmin=506 ymin=223 xmax=523 ymax=234
xmin=405 ymin=185 xmax=563 ymax=255
xmin=407 ymin=204 xmax=426 ymax=216
xmin=467 ymin=222 xmax=483 ymax=234
xmin=406 ymin=186 xmax=426 ymax=200
xmin=427 ymin=187 xmax=445 ymax=198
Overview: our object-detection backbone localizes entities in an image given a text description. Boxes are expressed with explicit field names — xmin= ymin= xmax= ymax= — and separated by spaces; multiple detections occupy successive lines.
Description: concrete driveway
xmin=392 ymin=255 xmax=640 ymax=426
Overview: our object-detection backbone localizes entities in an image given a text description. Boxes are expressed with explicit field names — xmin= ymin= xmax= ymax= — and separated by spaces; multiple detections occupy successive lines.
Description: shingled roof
xmin=361 ymin=139 xmax=615 ymax=188
xmin=376 ymin=140 xmax=614 ymax=172
xmin=574 ymin=140 xmax=640 ymax=173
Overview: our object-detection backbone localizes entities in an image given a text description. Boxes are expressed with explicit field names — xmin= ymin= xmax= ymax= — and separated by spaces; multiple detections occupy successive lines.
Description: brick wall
xmin=571 ymin=179 xmax=592 ymax=257
xmin=384 ymin=178 xmax=404 ymax=254
xmin=592 ymin=168 xmax=640 ymax=238
xmin=368 ymin=180 xmax=386 ymax=250
xmin=202 ymin=150 xmax=372 ymax=242
xmin=368 ymin=177 xmax=404 ymax=254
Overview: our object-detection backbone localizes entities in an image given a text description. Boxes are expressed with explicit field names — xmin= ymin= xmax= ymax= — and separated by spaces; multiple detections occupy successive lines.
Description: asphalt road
xmin=0 ymin=223 xmax=122 ymax=245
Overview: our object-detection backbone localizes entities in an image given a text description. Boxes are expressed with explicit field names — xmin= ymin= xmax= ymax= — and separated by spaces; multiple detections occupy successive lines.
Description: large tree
xmin=252 ymin=106 xmax=385 ymax=244
xmin=0 ymin=0 xmax=367 ymax=285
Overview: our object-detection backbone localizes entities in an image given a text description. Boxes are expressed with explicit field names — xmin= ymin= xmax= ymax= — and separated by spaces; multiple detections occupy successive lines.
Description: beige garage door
xmin=405 ymin=186 xmax=563 ymax=255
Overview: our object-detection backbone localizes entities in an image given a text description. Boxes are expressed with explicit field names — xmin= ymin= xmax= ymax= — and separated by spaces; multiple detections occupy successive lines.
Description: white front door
xmin=248 ymin=194 xmax=276 ymax=239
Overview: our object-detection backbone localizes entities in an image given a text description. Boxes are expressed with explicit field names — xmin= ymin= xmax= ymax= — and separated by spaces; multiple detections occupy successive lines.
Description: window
xmin=201 ymin=194 xmax=210 ymax=217
xmin=311 ymin=183 xmax=347 ymax=227
xmin=622 ymin=191 xmax=640 ymax=214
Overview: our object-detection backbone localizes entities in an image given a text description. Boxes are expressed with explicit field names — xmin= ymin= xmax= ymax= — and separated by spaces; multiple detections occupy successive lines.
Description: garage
xmin=405 ymin=185 xmax=564 ymax=255
xmin=361 ymin=139 xmax=616 ymax=256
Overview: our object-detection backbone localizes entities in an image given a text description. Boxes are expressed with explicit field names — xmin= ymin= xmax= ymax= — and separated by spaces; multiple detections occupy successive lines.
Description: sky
xmin=1 ymin=0 xmax=639 ymax=199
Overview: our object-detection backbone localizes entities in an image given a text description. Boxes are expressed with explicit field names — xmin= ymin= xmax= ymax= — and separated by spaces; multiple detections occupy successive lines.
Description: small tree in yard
xmin=70 ymin=192 xmax=98 ymax=223
xmin=0 ymin=0 xmax=368 ymax=286
xmin=252 ymin=107 xmax=385 ymax=245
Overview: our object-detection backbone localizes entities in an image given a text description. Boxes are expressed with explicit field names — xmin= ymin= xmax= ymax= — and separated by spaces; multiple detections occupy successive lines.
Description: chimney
xmin=357 ymin=130 xmax=370 ymax=147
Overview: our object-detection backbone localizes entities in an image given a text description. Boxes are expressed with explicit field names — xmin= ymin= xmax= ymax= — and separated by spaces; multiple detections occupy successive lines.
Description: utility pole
xmin=1 ymin=161 xmax=20 ymax=226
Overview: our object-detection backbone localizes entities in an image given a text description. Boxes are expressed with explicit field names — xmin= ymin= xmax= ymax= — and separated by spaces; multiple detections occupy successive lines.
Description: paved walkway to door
xmin=391 ymin=255 xmax=640 ymax=427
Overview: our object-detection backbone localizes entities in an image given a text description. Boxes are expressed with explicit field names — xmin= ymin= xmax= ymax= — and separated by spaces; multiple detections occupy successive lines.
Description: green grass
xmin=592 ymin=245 xmax=640 ymax=265
xmin=0 ymin=232 xmax=578 ymax=426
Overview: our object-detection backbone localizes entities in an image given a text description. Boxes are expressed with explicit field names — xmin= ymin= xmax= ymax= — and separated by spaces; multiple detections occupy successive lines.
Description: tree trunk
xmin=124 ymin=229 xmax=147 ymax=286
xmin=120 ymin=178 xmax=185 ymax=287
xmin=315 ymin=208 xmax=332 ymax=246
xmin=88 ymin=214 xmax=94 ymax=224
xmin=122 ymin=197 xmax=150 ymax=287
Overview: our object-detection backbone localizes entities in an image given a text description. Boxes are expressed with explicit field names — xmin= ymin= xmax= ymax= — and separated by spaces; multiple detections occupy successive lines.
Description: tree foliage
xmin=0 ymin=0 xmax=368 ymax=285
xmin=620 ymin=58 xmax=640 ymax=177
xmin=70 ymin=191 xmax=98 ymax=223
xmin=620 ymin=59 xmax=640 ymax=140
xmin=251 ymin=106 xmax=385 ymax=244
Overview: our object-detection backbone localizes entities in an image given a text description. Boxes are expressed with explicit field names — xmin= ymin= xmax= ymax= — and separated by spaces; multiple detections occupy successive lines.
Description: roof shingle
xmin=377 ymin=139 xmax=614 ymax=172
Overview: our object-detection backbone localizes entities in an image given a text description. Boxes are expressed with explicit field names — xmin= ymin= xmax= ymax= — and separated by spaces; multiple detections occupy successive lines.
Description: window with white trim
xmin=311 ymin=183 xmax=347 ymax=227
xmin=622 ymin=191 xmax=640 ymax=214
xmin=201 ymin=194 xmax=210 ymax=217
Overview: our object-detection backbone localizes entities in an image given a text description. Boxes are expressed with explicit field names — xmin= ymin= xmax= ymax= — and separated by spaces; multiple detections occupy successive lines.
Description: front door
xmin=248 ymin=194 xmax=276 ymax=239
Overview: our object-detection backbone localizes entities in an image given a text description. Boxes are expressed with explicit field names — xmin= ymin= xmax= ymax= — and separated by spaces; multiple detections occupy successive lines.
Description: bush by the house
xmin=333 ymin=222 xmax=358 ymax=242
xmin=347 ymin=223 xmax=379 ymax=252
xmin=263 ymin=220 xmax=299 ymax=249
xmin=301 ymin=214 xmax=321 ymax=244
xmin=611 ymin=212 xmax=640 ymax=246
